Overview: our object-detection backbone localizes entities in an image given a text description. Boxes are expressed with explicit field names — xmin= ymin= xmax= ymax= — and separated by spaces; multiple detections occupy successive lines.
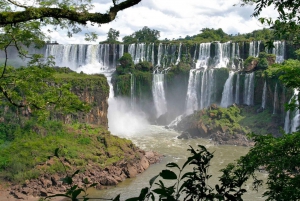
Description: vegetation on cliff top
xmin=0 ymin=120 xmax=137 ymax=183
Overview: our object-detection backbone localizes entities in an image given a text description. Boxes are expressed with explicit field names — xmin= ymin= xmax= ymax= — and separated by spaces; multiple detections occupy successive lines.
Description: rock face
xmin=59 ymin=79 xmax=109 ymax=128
xmin=8 ymin=150 xmax=161 ymax=199
xmin=176 ymin=105 xmax=254 ymax=146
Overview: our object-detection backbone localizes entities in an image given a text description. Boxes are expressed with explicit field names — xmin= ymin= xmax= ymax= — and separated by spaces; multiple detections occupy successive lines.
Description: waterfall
xmin=220 ymin=71 xmax=235 ymax=108
xmin=273 ymin=83 xmax=278 ymax=114
xmin=119 ymin=44 xmax=124 ymax=60
xmin=185 ymin=70 xmax=200 ymax=115
xmin=157 ymin=43 xmax=163 ymax=67
xmin=273 ymin=41 xmax=285 ymax=63
xmin=249 ymin=41 xmax=261 ymax=57
xmin=262 ymin=81 xmax=267 ymax=109
xmin=215 ymin=41 xmax=231 ymax=68
xmin=175 ymin=43 xmax=182 ymax=65
xmin=243 ymin=72 xmax=255 ymax=105
xmin=235 ymin=73 xmax=240 ymax=104
xmin=196 ymin=43 xmax=211 ymax=69
xmin=199 ymin=69 xmax=215 ymax=109
xmin=193 ymin=44 xmax=198 ymax=63
xmin=284 ymin=90 xmax=300 ymax=133
xmin=134 ymin=43 xmax=146 ymax=64
xmin=152 ymin=73 xmax=167 ymax=118
xmin=130 ymin=73 xmax=136 ymax=110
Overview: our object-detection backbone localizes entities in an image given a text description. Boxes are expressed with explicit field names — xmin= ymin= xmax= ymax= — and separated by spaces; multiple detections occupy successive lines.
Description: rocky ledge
xmin=5 ymin=150 xmax=161 ymax=200
xmin=178 ymin=131 xmax=254 ymax=147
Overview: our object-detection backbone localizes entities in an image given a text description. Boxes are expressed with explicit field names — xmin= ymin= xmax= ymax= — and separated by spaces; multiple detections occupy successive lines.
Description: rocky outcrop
xmin=7 ymin=150 xmax=161 ymax=199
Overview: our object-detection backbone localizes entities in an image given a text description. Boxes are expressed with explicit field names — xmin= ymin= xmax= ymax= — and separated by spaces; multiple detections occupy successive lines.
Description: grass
xmin=0 ymin=120 xmax=138 ymax=183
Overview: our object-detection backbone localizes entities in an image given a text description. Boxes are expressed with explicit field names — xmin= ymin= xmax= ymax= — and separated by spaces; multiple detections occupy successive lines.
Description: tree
xmin=240 ymin=0 xmax=300 ymax=42
xmin=106 ymin=28 xmax=120 ymax=43
xmin=0 ymin=0 xmax=141 ymax=115
xmin=123 ymin=26 xmax=160 ymax=43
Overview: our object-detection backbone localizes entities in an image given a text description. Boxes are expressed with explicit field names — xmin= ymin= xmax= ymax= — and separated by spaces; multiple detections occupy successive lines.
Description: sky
xmin=46 ymin=0 xmax=278 ymax=44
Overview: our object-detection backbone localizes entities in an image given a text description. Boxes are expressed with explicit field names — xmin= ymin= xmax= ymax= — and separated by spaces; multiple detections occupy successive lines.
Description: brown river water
xmin=86 ymin=125 xmax=267 ymax=201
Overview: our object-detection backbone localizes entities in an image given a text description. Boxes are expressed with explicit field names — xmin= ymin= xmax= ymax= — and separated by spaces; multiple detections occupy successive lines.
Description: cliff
xmin=52 ymin=69 xmax=109 ymax=128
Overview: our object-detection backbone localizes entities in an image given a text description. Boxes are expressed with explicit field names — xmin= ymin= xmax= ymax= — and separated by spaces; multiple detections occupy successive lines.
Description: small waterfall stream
xmin=220 ymin=71 xmax=234 ymax=108
xmin=261 ymin=81 xmax=267 ymax=109
xmin=152 ymin=73 xmax=167 ymax=118
xmin=185 ymin=69 xmax=200 ymax=115
xmin=273 ymin=83 xmax=278 ymax=114
xmin=235 ymin=73 xmax=240 ymax=104
xmin=243 ymin=72 xmax=255 ymax=105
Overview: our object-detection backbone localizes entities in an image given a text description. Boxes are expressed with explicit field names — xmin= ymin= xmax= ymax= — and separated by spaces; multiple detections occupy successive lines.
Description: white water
xmin=243 ymin=72 xmax=255 ymax=105
xmin=152 ymin=74 xmax=167 ymax=118
xmin=261 ymin=81 xmax=267 ymax=109
xmin=284 ymin=90 xmax=300 ymax=133
xmin=215 ymin=42 xmax=231 ymax=68
xmin=273 ymin=83 xmax=278 ymax=114
xmin=249 ymin=41 xmax=261 ymax=57
xmin=199 ymin=69 xmax=215 ymax=109
xmin=196 ymin=43 xmax=211 ymax=69
xmin=185 ymin=69 xmax=200 ymax=115
xmin=273 ymin=41 xmax=285 ymax=63
xmin=235 ymin=73 xmax=240 ymax=104
xmin=220 ymin=71 xmax=234 ymax=108
xmin=175 ymin=43 xmax=182 ymax=65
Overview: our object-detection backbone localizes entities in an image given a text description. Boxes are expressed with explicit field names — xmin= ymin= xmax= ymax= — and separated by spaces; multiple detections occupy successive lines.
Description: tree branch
xmin=6 ymin=0 xmax=28 ymax=9
xmin=0 ymin=0 xmax=142 ymax=26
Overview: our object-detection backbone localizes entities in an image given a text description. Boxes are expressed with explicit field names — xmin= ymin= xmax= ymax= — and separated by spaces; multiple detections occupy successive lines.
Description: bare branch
xmin=6 ymin=0 xmax=28 ymax=9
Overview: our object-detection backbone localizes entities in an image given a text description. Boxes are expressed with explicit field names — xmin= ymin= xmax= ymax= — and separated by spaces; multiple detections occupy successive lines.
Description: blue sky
xmin=46 ymin=0 xmax=278 ymax=44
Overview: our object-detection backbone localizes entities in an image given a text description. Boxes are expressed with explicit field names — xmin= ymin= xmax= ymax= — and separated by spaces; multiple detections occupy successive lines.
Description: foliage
xmin=134 ymin=61 xmax=153 ymax=72
xmin=239 ymin=0 xmax=300 ymax=43
xmin=117 ymin=145 xmax=257 ymax=201
xmin=0 ymin=121 xmax=136 ymax=183
xmin=116 ymin=53 xmax=134 ymax=75
xmin=237 ymin=132 xmax=300 ymax=200
xmin=122 ymin=26 xmax=160 ymax=43
xmin=244 ymin=56 xmax=258 ymax=69
xmin=102 ymin=28 xmax=120 ymax=44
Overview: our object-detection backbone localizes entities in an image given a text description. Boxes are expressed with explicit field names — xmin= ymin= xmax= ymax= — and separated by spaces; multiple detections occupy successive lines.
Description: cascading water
xmin=130 ymin=73 xmax=136 ymax=110
xmin=215 ymin=42 xmax=231 ymax=68
xmin=249 ymin=41 xmax=261 ymax=57
xmin=196 ymin=43 xmax=211 ymax=69
xmin=261 ymin=81 xmax=267 ymax=109
xmin=273 ymin=83 xmax=278 ymax=114
xmin=199 ymin=69 xmax=215 ymax=109
xmin=185 ymin=69 xmax=200 ymax=115
xmin=220 ymin=71 xmax=234 ymax=108
xmin=273 ymin=41 xmax=285 ymax=63
xmin=175 ymin=43 xmax=182 ymax=65
xmin=243 ymin=72 xmax=255 ymax=105
xmin=235 ymin=73 xmax=240 ymax=104
xmin=152 ymin=73 xmax=167 ymax=118
xmin=284 ymin=90 xmax=300 ymax=133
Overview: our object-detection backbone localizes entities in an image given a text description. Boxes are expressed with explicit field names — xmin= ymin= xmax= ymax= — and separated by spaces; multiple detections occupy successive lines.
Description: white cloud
xmin=47 ymin=0 xmax=278 ymax=44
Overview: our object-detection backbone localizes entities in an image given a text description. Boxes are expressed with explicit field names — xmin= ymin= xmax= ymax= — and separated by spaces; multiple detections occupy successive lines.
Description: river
xmin=87 ymin=125 xmax=266 ymax=201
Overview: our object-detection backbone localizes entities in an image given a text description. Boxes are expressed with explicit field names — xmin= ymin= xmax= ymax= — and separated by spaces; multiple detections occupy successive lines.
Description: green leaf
xmin=149 ymin=175 xmax=159 ymax=187
xmin=113 ymin=194 xmax=121 ymax=201
xmin=61 ymin=176 xmax=72 ymax=185
xmin=152 ymin=188 xmax=165 ymax=195
xmin=139 ymin=187 xmax=149 ymax=199
xmin=159 ymin=169 xmax=177 ymax=180
xmin=72 ymin=189 xmax=84 ymax=200
xmin=54 ymin=148 xmax=59 ymax=157
xmin=166 ymin=162 xmax=180 ymax=170
xmin=89 ymin=183 xmax=98 ymax=188
xmin=125 ymin=197 xmax=140 ymax=201
xmin=72 ymin=170 xmax=80 ymax=177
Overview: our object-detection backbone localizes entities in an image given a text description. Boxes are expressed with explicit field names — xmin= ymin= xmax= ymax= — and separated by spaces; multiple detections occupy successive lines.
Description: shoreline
xmin=0 ymin=151 xmax=161 ymax=201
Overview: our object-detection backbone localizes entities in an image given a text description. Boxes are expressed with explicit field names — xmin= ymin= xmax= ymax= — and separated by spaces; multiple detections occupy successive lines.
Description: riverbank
xmin=0 ymin=151 xmax=161 ymax=201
